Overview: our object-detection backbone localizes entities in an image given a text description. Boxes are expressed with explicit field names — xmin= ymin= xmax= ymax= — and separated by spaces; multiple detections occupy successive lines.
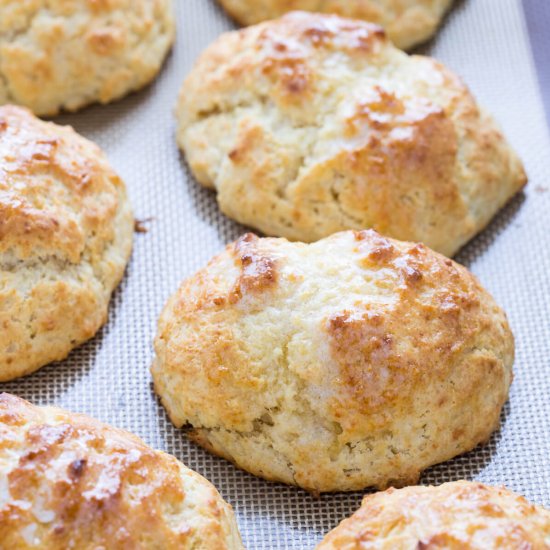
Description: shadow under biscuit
xmin=0 ymin=335 xmax=101 ymax=406
xmin=421 ymin=400 xmax=511 ymax=484
xmin=151 ymin=381 xmax=508 ymax=546
xmin=48 ymin=40 xmax=176 ymax=148
xmin=178 ymin=150 xmax=248 ymax=245
xmin=180 ymin=146 xmax=527 ymax=259
xmin=455 ymin=190 xmax=527 ymax=269
xmin=151 ymin=386 xmax=364 ymax=548
xmin=0 ymin=261 xmax=132 ymax=407
xmin=52 ymin=80 xmax=169 ymax=146
xmin=414 ymin=0 xmax=470 ymax=55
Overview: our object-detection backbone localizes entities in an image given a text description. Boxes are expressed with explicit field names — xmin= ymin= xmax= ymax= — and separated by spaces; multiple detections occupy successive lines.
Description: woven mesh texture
xmin=2 ymin=0 xmax=550 ymax=547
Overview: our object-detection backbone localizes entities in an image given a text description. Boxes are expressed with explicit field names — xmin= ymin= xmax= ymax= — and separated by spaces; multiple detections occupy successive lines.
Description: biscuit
xmin=316 ymin=481 xmax=550 ymax=549
xmin=0 ymin=0 xmax=175 ymax=116
xmin=217 ymin=0 xmax=453 ymax=50
xmin=152 ymin=230 xmax=514 ymax=493
xmin=0 ymin=393 xmax=244 ymax=549
xmin=176 ymin=12 xmax=526 ymax=257
xmin=0 ymin=105 xmax=133 ymax=381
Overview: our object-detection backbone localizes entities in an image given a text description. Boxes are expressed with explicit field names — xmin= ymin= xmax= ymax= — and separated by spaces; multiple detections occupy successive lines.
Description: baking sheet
xmin=2 ymin=0 xmax=550 ymax=547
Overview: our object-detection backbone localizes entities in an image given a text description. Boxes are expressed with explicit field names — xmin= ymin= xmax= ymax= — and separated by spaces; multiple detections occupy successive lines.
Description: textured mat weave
xmin=2 ymin=0 xmax=550 ymax=547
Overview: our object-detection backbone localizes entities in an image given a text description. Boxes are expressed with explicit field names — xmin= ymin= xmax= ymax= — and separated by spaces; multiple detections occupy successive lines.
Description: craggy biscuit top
xmin=177 ymin=12 xmax=526 ymax=256
xmin=153 ymin=231 xmax=514 ymax=492
xmin=0 ymin=393 xmax=244 ymax=550
xmin=217 ymin=0 xmax=453 ymax=50
xmin=0 ymin=105 xmax=133 ymax=381
xmin=0 ymin=0 xmax=175 ymax=115
xmin=316 ymin=481 xmax=550 ymax=549
xmin=323 ymin=233 xmax=482 ymax=422
xmin=0 ymin=105 xmax=125 ymax=264
xmin=179 ymin=13 xmax=393 ymax=126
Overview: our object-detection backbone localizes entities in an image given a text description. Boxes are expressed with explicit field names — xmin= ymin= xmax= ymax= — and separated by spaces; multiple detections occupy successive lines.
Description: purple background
xmin=523 ymin=0 xmax=550 ymax=131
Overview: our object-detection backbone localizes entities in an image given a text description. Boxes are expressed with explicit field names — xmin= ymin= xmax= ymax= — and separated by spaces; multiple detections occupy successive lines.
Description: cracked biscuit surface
xmin=0 ymin=393 xmax=244 ymax=549
xmin=0 ymin=0 xmax=175 ymax=116
xmin=152 ymin=230 xmax=514 ymax=493
xmin=0 ymin=105 xmax=133 ymax=381
xmin=217 ymin=0 xmax=454 ymax=50
xmin=176 ymin=12 xmax=526 ymax=257
xmin=316 ymin=481 xmax=550 ymax=549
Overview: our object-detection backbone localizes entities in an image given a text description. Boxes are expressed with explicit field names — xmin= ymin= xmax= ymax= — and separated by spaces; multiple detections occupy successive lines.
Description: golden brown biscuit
xmin=0 ymin=393 xmax=244 ymax=549
xmin=176 ymin=12 xmax=526 ymax=257
xmin=152 ymin=230 xmax=514 ymax=493
xmin=0 ymin=105 xmax=133 ymax=381
xmin=217 ymin=0 xmax=453 ymax=50
xmin=0 ymin=0 xmax=175 ymax=116
xmin=316 ymin=481 xmax=550 ymax=549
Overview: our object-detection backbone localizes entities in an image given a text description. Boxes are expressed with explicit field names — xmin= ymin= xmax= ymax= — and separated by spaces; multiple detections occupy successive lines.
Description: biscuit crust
xmin=176 ymin=12 xmax=526 ymax=257
xmin=0 ymin=0 xmax=175 ymax=115
xmin=0 ymin=393 xmax=244 ymax=549
xmin=217 ymin=0 xmax=453 ymax=50
xmin=316 ymin=481 xmax=550 ymax=549
xmin=0 ymin=105 xmax=133 ymax=381
xmin=152 ymin=231 xmax=514 ymax=493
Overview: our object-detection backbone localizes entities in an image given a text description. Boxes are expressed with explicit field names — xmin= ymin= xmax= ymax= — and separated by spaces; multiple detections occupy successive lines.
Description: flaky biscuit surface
xmin=177 ymin=12 xmax=526 ymax=257
xmin=316 ymin=481 xmax=550 ymax=549
xmin=153 ymin=230 xmax=514 ymax=493
xmin=0 ymin=393 xmax=243 ymax=549
xmin=218 ymin=0 xmax=453 ymax=50
xmin=0 ymin=0 xmax=175 ymax=115
xmin=0 ymin=105 xmax=133 ymax=381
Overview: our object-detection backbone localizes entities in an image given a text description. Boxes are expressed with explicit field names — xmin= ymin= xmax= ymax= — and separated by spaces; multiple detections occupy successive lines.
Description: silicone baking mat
xmin=2 ymin=0 xmax=550 ymax=547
